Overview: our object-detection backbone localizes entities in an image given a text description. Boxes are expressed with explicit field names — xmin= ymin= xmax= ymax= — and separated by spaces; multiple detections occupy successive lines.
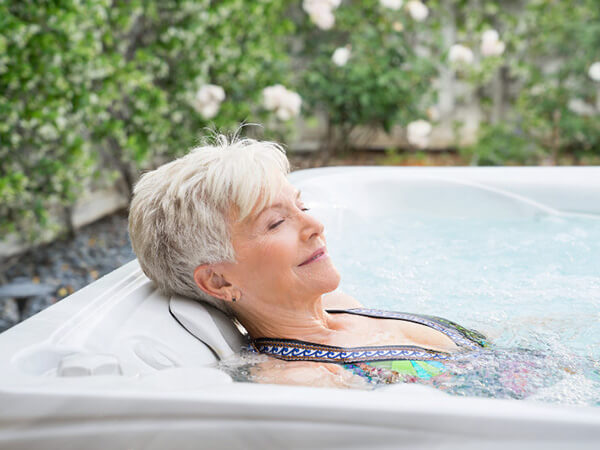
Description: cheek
xmin=237 ymin=231 xmax=298 ymax=274
xmin=255 ymin=232 xmax=298 ymax=268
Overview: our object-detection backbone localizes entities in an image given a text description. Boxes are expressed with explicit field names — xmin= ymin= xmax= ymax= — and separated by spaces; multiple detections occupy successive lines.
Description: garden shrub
xmin=0 ymin=0 xmax=292 ymax=246
xmin=297 ymin=0 xmax=436 ymax=156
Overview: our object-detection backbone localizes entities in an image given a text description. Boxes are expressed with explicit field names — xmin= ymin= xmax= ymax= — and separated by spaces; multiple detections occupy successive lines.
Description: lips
xmin=299 ymin=247 xmax=326 ymax=266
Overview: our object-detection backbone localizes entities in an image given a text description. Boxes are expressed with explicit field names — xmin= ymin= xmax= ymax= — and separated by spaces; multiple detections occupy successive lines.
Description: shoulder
xmin=322 ymin=291 xmax=363 ymax=309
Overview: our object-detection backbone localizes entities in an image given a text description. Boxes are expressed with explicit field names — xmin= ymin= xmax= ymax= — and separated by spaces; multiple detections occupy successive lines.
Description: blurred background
xmin=1 ymin=0 xmax=599 ymax=332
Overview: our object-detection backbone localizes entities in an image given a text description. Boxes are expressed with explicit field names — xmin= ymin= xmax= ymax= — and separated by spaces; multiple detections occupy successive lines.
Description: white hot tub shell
xmin=1 ymin=166 xmax=600 ymax=449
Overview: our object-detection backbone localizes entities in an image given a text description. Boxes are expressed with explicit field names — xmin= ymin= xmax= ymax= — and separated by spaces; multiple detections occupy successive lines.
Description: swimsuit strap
xmin=249 ymin=308 xmax=486 ymax=364
xmin=327 ymin=308 xmax=487 ymax=350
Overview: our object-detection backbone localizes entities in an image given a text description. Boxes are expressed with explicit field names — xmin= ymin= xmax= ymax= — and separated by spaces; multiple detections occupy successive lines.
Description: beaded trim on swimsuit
xmin=248 ymin=308 xmax=487 ymax=364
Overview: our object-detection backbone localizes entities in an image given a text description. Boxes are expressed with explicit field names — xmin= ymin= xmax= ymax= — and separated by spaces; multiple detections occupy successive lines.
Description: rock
xmin=21 ymin=295 xmax=53 ymax=320
xmin=1 ymin=212 xmax=134 ymax=331
xmin=0 ymin=281 xmax=55 ymax=299
xmin=1 ymin=298 xmax=20 ymax=324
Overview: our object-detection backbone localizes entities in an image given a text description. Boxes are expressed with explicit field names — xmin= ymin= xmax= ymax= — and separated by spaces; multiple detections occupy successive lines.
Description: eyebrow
xmin=255 ymin=189 xmax=302 ymax=220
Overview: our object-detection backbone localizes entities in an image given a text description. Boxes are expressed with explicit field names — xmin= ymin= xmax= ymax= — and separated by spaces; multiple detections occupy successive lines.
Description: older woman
xmin=128 ymin=134 xmax=488 ymax=388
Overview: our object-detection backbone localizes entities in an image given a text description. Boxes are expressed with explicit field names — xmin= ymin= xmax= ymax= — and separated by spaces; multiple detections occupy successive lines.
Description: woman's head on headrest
xmin=128 ymin=131 xmax=290 ymax=315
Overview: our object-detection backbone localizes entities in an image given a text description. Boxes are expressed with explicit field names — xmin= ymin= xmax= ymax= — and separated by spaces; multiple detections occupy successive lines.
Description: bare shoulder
xmin=322 ymin=291 xmax=363 ymax=309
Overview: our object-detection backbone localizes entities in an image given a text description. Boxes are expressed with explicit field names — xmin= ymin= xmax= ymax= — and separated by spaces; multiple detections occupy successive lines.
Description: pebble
xmin=0 ymin=282 xmax=55 ymax=299
xmin=0 ymin=211 xmax=135 ymax=333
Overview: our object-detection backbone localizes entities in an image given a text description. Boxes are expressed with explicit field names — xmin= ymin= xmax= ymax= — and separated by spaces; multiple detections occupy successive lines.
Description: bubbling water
xmin=328 ymin=213 xmax=600 ymax=405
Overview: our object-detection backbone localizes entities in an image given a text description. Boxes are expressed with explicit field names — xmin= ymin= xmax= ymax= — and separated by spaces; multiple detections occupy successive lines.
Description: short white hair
xmin=128 ymin=133 xmax=290 ymax=314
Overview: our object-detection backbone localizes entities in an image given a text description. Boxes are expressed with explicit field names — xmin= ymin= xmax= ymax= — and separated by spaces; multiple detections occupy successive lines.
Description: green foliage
xmin=460 ymin=0 xmax=600 ymax=164
xmin=298 ymin=0 xmax=436 ymax=153
xmin=461 ymin=123 xmax=543 ymax=166
xmin=511 ymin=0 xmax=600 ymax=162
xmin=2 ymin=0 xmax=600 ymax=246
xmin=0 ymin=0 xmax=292 ymax=244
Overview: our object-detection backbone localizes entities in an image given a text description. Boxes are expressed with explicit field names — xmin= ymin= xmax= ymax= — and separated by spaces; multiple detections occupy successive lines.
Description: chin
xmin=320 ymin=265 xmax=341 ymax=294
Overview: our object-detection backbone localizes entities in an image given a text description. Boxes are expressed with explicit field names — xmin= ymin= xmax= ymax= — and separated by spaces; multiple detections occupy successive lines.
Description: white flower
xmin=262 ymin=84 xmax=289 ymax=110
xmin=448 ymin=44 xmax=474 ymax=64
xmin=55 ymin=116 xmax=67 ymax=130
xmin=38 ymin=123 xmax=59 ymax=140
xmin=481 ymin=40 xmax=505 ymax=57
xmin=310 ymin=7 xmax=335 ymax=29
xmin=481 ymin=29 xmax=499 ymax=43
xmin=567 ymin=98 xmax=596 ymax=116
xmin=262 ymin=85 xmax=302 ymax=121
xmin=406 ymin=1 xmax=429 ymax=21
xmin=406 ymin=120 xmax=432 ymax=149
xmin=379 ymin=0 xmax=403 ymax=11
xmin=480 ymin=29 xmax=506 ymax=57
xmin=195 ymin=84 xmax=225 ymax=105
xmin=588 ymin=62 xmax=600 ymax=82
xmin=332 ymin=46 xmax=351 ymax=66
xmin=303 ymin=0 xmax=341 ymax=12
xmin=192 ymin=84 xmax=226 ymax=119
xmin=197 ymin=102 xmax=220 ymax=119
xmin=303 ymin=0 xmax=339 ymax=30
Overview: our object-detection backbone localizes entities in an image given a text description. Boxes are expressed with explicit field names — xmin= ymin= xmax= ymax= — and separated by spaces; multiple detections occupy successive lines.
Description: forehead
xmin=241 ymin=182 xmax=300 ymax=223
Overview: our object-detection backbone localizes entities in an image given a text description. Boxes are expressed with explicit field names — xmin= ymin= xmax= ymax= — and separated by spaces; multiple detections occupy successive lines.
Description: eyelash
xmin=268 ymin=207 xmax=310 ymax=230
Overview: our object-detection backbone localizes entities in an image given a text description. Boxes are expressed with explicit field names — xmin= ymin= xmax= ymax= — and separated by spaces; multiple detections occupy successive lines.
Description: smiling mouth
xmin=299 ymin=249 xmax=326 ymax=266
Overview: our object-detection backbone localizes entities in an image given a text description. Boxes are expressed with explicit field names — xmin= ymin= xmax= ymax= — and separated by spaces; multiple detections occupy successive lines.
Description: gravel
xmin=0 ymin=211 xmax=135 ymax=333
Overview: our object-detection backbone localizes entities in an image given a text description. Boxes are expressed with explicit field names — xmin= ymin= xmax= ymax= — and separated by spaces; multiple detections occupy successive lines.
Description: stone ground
xmin=0 ymin=212 xmax=135 ymax=333
xmin=0 ymin=150 xmax=464 ymax=333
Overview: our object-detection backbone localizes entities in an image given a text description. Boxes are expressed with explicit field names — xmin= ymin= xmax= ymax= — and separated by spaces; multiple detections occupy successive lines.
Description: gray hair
xmin=128 ymin=133 xmax=290 ymax=314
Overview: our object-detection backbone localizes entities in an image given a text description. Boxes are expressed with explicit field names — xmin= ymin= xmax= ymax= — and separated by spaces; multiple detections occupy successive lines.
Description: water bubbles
xmin=324 ymin=213 xmax=600 ymax=405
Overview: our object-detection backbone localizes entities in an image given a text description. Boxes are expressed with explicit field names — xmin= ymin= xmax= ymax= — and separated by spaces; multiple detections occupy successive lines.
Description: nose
xmin=299 ymin=209 xmax=324 ymax=241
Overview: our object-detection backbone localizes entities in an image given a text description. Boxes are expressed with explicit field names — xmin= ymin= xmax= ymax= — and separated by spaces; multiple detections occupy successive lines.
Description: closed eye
xmin=268 ymin=219 xmax=285 ymax=230
xmin=267 ymin=207 xmax=310 ymax=230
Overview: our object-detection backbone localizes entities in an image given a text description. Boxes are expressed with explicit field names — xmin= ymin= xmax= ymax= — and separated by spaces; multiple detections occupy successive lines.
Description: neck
xmin=232 ymin=295 xmax=338 ymax=342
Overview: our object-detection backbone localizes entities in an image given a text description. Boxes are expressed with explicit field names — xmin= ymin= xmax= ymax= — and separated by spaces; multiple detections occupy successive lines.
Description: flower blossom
xmin=332 ymin=46 xmax=351 ymax=66
xmin=448 ymin=44 xmax=474 ymax=64
xmin=406 ymin=1 xmax=429 ymax=21
xmin=262 ymin=85 xmax=302 ymax=121
xmin=192 ymin=84 xmax=225 ymax=119
xmin=568 ymin=98 xmax=596 ymax=116
xmin=406 ymin=120 xmax=432 ymax=149
xmin=38 ymin=123 xmax=59 ymax=141
xmin=379 ymin=0 xmax=403 ymax=10
xmin=589 ymin=62 xmax=600 ymax=82
xmin=303 ymin=0 xmax=341 ymax=30
xmin=480 ymin=29 xmax=506 ymax=57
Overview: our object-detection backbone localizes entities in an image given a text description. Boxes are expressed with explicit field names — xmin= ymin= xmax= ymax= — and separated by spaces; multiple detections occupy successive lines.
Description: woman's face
xmin=222 ymin=180 xmax=341 ymax=305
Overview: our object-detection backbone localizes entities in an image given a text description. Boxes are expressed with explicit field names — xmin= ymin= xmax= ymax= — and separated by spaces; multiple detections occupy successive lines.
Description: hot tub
xmin=1 ymin=166 xmax=599 ymax=449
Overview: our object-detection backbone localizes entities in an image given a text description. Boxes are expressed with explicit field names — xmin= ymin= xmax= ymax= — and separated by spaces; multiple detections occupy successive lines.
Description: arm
xmin=250 ymin=358 xmax=370 ymax=389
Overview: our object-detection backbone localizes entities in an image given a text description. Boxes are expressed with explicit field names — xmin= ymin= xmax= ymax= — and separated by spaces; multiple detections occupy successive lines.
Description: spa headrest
xmin=169 ymin=296 xmax=248 ymax=360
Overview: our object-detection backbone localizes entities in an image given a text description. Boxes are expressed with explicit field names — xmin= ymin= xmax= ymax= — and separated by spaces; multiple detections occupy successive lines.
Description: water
xmin=327 ymin=213 xmax=600 ymax=405
xmin=221 ymin=212 xmax=600 ymax=405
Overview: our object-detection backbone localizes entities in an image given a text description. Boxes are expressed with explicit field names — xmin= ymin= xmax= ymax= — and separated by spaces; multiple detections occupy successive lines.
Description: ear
xmin=193 ymin=264 xmax=237 ymax=303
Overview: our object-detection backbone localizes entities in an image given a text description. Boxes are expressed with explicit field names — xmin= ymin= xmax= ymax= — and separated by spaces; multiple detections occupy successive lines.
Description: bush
xmin=297 ymin=0 xmax=436 ymax=155
xmin=461 ymin=123 xmax=543 ymax=166
xmin=0 ymin=0 xmax=292 ymax=245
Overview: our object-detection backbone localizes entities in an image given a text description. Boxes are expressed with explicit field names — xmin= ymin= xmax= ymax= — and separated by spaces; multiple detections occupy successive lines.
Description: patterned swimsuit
xmin=248 ymin=308 xmax=489 ymax=384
